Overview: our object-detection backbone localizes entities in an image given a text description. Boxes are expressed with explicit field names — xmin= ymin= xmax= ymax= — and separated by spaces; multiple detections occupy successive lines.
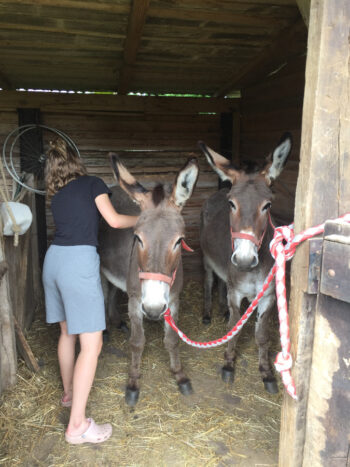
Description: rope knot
xmin=274 ymin=351 xmax=293 ymax=372
xmin=269 ymin=224 xmax=295 ymax=260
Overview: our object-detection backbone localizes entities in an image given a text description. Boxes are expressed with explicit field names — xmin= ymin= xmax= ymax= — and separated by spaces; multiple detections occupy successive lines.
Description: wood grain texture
xmin=279 ymin=0 xmax=350 ymax=465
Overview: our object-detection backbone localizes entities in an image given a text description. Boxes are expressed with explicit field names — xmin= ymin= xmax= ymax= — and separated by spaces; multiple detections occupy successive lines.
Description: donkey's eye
xmin=134 ymin=234 xmax=144 ymax=247
xmin=174 ymin=237 xmax=183 ymax=250
xmin=229 ymin=200 xmax=237 ymax=211
xmin=262 ymin=202 xmax=272 ymax=212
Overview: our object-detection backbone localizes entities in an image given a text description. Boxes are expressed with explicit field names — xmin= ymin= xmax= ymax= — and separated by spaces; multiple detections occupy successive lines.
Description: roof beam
xmin=148 ymin=7 xmax=290 ymax=28
xmin=214 ymin=16 xmax=306 ymax=97
xmin=118 ymin=0 xmax=150 ymax=95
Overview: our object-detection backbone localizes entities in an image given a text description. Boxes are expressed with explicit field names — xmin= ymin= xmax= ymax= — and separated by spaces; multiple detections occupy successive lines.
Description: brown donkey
xmin=99 ymin=155 xmax=199 ymax=406
xmin=198 ymin=133 xmax=292 ymax=393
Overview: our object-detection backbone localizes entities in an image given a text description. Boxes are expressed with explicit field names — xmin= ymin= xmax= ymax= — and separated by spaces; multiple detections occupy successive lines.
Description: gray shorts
xmin=42 ymin=245 xmax=106 ymax=335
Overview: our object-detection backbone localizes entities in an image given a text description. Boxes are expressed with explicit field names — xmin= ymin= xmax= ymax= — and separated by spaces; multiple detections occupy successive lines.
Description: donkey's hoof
xmin=221 ymin=366 xmax=234 ymax=383
xmin=178 ymin=379 xmax=193 ymax=396
xmin=202 ymin=316 xmax=211 ymax=325
xmin=125 ymin=387 xmax=140 ymax=406
xmin=263 ymin=378 xmax=279 ymax=394
xmin=102 ymin=330 xmax=110 ymax=343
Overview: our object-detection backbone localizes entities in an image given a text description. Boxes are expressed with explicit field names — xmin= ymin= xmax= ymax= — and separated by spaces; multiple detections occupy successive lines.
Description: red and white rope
xmin=164 ymin=213 xmax=350 ymax=400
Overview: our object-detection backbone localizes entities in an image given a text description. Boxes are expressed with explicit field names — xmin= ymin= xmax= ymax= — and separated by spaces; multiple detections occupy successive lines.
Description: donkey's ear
xmin=109 ymin=152 xmax=150 ymax=207
xmin=171 ymin=157 xmax=199 ymax=210
xmin=198 ymin=141 xmax=239 ymax=183
xmin=262 ymin=133 xmax=292 ymax=185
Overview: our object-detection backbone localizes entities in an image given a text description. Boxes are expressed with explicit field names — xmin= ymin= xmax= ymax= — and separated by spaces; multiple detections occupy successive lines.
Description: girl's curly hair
xmin=45 ymin=138 xmax=87 ymax=198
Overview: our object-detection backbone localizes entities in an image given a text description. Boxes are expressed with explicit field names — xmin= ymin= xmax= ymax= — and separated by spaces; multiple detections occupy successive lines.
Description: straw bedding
xmin=0 ymin=280 xmax=282 ymax=466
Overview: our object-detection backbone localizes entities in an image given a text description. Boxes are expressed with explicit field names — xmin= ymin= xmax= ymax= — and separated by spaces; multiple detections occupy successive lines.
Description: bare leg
xmin=58 ymin=321 xmax=77 ymax=403
xmin=66 ymin=330 xmax=103 ymax=435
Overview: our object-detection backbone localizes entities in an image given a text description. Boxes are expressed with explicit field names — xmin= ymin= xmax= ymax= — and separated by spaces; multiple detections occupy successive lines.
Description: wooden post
xmin=279 ymin=0 xmax=350 ymax=465
xmin=0 ymin=237 xmax=17 ymax=394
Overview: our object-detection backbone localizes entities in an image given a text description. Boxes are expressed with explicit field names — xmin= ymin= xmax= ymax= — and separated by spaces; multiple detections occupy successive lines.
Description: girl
xmin=43 ymin=139 xmax=138 ymax=444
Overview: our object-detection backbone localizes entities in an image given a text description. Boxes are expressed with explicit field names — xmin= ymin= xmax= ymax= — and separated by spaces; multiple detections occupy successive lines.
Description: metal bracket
xmin=307 ymin=237 xmax=323 ymax=294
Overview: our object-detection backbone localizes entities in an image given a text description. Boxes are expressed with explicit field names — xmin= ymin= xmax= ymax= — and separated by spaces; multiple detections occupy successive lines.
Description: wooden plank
xmin=0 ymin=91 xmax=238 ymax=114
xmin=320 ymin=222 xmax=350 ymax=304
xmin=2 ymin=0 xmax=130 ymax=15
xmin=123 ymin=0 xmax=150 ymax=65
xmin=13 ymin=316 xmax=40 ymax=373
xmin=303 ymin=293 xmax=350 ymax=466
xmin=214 ymin=16 xmax=306 ymax=96
xmin=279 ymin=1 xmax=350 ymax=465
xmin=118 ymin=0 xmax=150 ymax=94
xmin=0 ymin=236 xmax=17 ymax=394
xmin=148 ymin=5 xmax=290 ymax=28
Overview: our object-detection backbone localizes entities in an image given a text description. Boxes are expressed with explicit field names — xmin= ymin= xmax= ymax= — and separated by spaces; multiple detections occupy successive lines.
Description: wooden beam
xmin=2 ymin=0 xmax=130 ymax=14
xmin=148 ymin=6 xmax=290 ymax=28
xmin=118 ymin=0 xmax=150 ymax=95
xmin=0 ymin=91 xmax=239 ymax=114
xmin=279 ymin=0 xmax=350 ymax=465
xmin=296 ymin=0 xmax=311 ymax=27
xmin=214 ymin=16 xmax=306 ymax=97
xmin=0 ymin=237 xmax=17 ymax=395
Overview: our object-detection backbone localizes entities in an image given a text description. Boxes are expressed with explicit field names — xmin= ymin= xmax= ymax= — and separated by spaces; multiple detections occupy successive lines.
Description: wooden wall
xmin=41 ymin=109 xmax=221 ymax=279
xmin=0 ymin=93 xmax=234 ymax=284
xmin=239 ymin=55 xmax=306 ymax=224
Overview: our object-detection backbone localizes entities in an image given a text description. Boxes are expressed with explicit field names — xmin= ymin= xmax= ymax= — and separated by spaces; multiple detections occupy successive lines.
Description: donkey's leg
xmin=222 ymin=288 xmax=242 ymax=383
xmin=203 ymin=257 xmax=215 ymax=324
xmin=222 ymin=305 xmax=241 ymax=383
xmin=125 ymin=299 xmax=145 ymax=406
xmin=255 ymin=295 xmax=278 ymax=394
xmin=164 ymin=301 xmax=193 ymax=395
xmin=218 ymin=279 xmax=229 ymax=321
xmin=101 ymin=276 xmax=111 ymax=343
xmin=108 ymin=286 xmax=129 ymax=333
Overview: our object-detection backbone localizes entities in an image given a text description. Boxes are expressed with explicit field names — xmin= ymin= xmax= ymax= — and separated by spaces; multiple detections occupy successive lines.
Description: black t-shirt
xmin=51 ymin=175 xmax=111 ymax=246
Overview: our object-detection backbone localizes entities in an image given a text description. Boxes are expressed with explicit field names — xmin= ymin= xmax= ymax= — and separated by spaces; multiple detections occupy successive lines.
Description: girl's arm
xmin=95 ymin=193 xmax=138 ymax=229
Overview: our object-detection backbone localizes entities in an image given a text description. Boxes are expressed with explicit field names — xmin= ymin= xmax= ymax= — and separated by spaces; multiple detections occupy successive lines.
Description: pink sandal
xmin=65 ymin=418 xmax=112 ymax=445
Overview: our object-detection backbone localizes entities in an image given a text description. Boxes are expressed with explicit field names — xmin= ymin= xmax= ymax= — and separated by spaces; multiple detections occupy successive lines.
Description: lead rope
xmin=164 ymin=213 xmax=350 ymax=400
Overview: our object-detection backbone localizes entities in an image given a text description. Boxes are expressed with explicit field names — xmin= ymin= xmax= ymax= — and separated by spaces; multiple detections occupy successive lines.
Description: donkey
xmin=99 ymin=155 xmax=199 ymax=406
xmin=198 ymin=133 xmax=292 ymax=393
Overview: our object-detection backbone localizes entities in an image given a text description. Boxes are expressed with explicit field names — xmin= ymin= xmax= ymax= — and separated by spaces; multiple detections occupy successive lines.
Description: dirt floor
xmin=0 ymin=280 xmax=283 ymax=466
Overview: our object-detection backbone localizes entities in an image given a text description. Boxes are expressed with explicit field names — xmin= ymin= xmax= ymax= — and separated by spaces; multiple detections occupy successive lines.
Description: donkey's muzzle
xmin=231 ymin=251 xmax=259 ymax=271
xmin=142 ymin=303 xmax=167 ymax=321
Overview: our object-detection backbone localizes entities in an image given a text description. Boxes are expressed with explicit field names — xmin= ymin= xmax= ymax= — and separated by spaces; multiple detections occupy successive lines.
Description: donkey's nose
xmin=231 ymin=251 xmax=259 ymax=270
xmin=142 ymin=303 xmax=167 ymax=320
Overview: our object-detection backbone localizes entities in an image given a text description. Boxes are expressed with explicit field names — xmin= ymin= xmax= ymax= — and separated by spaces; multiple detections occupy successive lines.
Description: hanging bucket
xmin=0 ymin=201 xmax=33 ymax=236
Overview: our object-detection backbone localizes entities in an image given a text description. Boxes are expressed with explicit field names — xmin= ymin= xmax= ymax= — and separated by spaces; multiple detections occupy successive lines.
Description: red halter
xmin=138 ymin=239 xmax=193 ymax=286
xmin=231 ymin=212 xmax=274 ymax=252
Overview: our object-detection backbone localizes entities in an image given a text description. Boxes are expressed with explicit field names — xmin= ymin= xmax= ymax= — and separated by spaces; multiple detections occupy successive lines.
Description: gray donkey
xmin=99 ymin=155 xmax=199 ymax=406
xmin=198 ymin=133 xmax=292 ymax=393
